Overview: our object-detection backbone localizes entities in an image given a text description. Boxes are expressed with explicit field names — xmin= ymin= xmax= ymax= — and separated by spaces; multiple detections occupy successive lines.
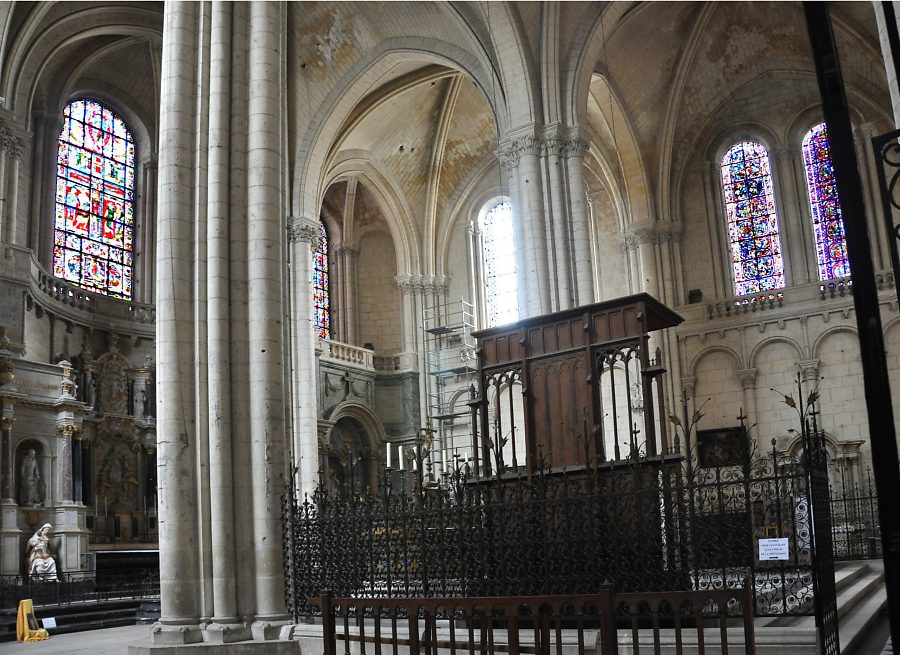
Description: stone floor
xmin=0 ymin=625 xmax=152 ymax=654
xmin=0 ymin=624 xmax=892 ymax=654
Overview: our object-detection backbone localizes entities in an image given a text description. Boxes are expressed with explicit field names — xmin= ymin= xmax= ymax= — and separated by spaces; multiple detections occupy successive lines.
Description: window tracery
xmin=720 ymin=141 xmax=785 ymax=296
xmin=52 ymin=99 xmax=136 ymax=299
xmin=314 ymin=222 xmax=331 ymax=339
xmin=802 ymin=122 xmax=849 ymax=281
xmin=479 ymin=200 xmax=518 ymax=327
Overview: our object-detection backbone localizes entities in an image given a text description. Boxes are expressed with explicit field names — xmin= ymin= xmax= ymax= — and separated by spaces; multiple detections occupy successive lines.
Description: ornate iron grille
xmin=283 ymin=428 xmax=836 ymax=625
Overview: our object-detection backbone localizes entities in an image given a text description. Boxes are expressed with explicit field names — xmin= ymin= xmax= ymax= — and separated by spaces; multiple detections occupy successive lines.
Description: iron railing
xmin=0 ymin=568 xmax=160 ymax=609
xmin=284 ymin=430 xmax=834 ymax=622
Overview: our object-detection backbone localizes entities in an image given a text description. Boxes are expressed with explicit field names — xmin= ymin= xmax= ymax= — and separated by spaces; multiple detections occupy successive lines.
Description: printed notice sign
xmin=42 ymin=617 xmax=56 ymax=628
xmin=758 ymin=537 xmax=790 ymax=561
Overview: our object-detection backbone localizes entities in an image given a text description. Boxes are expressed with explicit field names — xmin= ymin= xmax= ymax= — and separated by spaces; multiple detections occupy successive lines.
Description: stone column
xmin=336 ymin=244 xmax=357 ymax=343
xmin=57 ymin=424 xmax=75 ymax=503
xmin=773 ymin=145 xmax=812 ymax=286
xmin=155 ymin=0 xmax=202 ymax=642
xmin=288 ymin=216 xmax=323 ymax=500
xmin=498 ymin=148 xmax=529 ymax=316
xmin=541 ymin=135 xmax=571 ymax=310
xmin=563 ymin=135 xmax=594 ymax=306
xmin=0 ymin=414 xmax=13 ymax=502
xmin=246 ymin=0 xmax=288 ymax=632
xmin=874 ymin=1 xmax=900 ymax=128
xmin=397 ymin=276 xmax=419 ymax=358
xmin=204 ymin=0 xmax=242 ymax=636
xmin=72 ymin=430 xmax=83 ymax=505
xmin=738 ymin=368 xmax=759 ymax=428
xmin=507 ymin=136 xmax=551 ymax=317
xmin=0 ymin=129 xmax=24 ymax=246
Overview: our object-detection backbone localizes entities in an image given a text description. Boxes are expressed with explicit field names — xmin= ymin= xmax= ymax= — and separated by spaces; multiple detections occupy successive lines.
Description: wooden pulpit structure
xmin=471 ymin=294 xmax=683 ymax=477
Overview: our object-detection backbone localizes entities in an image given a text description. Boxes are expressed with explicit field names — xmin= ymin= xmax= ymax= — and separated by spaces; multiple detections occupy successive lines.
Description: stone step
xmin=0 ymin=598 xmax=146 ymax=642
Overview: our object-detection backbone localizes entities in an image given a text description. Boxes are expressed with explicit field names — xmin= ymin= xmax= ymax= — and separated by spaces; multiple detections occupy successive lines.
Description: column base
xmin=251 ymin=617 xmax=291 ymax=641
xmin=205 ymin=621 xmax=251 ymax=644
xmin=150 ymin=622 xmax=204 ymax=645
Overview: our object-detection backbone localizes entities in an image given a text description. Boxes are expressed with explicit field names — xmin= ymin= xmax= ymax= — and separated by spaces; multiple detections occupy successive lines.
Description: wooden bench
xmin=310 ymin=582 xmax=756 ymax=655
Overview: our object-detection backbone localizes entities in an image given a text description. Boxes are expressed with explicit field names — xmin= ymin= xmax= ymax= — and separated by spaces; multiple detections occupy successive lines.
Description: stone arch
xmin=749 ymin=337 xmax=804 ymax=370
xmin=688 ymin=345 xmax=743 ymax=377
xmin=323 ymin=151 xmax=419 ymax=276
xmin=322 ymin=401 xmax=388 ymax=495
xmin=4 ymin=5 xmax=162 ymax=119
xmin=812 ymin=325 xmax=858 ymax=359
xmin=291 ymin=37 xmax=515 ymax=221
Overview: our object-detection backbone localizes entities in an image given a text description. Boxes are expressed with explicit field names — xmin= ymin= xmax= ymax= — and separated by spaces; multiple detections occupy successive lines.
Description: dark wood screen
xmin=473 ymin=294 xmax=682 ymax=475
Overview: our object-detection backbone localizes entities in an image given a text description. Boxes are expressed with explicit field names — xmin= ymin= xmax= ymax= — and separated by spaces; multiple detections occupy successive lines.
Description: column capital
xmin=620 ymin=222 xmax=683 ymax=250
xmin=0 ymin=416 xmax=14 ymax=431
xmin=738 ymin=367 xmax=758 ymax=390
xmin=681 ymin=376 xmax=697 ymax=401
xmin=286 ymin=216 xmax=322 ymax=245
xmin=0 ymin=119 xmax=25 ymax=160
xmin=395 ymin=274 xmax=448 ymax=296
xmin=798 ymin=358 xmax=820 ymax=382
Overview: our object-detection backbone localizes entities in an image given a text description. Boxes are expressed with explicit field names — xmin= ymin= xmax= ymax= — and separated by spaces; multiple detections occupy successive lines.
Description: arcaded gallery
xmin=0 ymin=2 xmax=899 ymax=653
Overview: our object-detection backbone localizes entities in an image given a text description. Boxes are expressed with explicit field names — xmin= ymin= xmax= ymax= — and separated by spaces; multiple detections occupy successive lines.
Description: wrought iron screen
xmin=283 ymin=432 xmax=836 ymax=624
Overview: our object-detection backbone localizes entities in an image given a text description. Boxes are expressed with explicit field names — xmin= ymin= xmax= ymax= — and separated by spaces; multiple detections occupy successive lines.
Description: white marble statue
xmin=26 ymin=524 xmax=57 ymax=581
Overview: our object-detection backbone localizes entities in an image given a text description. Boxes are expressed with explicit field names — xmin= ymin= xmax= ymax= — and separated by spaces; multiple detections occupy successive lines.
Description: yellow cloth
xmin=16 ymin=599 xmax=49 ymax=642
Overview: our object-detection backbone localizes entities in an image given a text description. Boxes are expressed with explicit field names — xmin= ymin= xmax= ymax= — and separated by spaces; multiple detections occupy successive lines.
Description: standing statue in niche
xmin=25 ymin=524 xmax=57 ymax=581
xmin=19 ymin=449 xmax=41 ymax=506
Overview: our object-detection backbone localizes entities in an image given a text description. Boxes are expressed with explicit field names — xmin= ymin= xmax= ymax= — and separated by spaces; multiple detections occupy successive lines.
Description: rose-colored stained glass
xmin=53 ymin=99 xmax=135 ymax=298
xmin=313 ymin=223 xmax=330 ymax=339
xmin=802 ymin=123 xmax=849 ymax=281
xmin=720 ymin=142 xmax=785 ymax=296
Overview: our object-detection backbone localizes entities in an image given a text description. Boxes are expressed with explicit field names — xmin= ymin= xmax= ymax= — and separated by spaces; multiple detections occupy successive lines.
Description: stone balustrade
xmin=319 ymin=339 xmax=374 ymax=370
xmin=26 ymin=253 xmax=155 ymax=335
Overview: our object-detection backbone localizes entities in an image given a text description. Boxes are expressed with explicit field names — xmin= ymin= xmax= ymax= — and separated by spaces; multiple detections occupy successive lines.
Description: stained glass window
xmin=480 ymin=200 xmax=518 ymax=327
xmin=802 ymin=123 xmax=849 ymax=281
xmin=720 ymin=142 xmax=785 ymax=296
xmin=314 ymin=222 xmax=330 ymax=339
xmin=52 ymin=99 xmax=136 ymax=298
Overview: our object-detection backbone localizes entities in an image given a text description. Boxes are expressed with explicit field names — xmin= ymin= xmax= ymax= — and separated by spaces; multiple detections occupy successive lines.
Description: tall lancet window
xmin=720 ymin=141 xmax=785 ymax=296
xmin=53 ymin=99 xmax=136 ymax=298
xmin=313 ymin=222 xmax=331 ymax=339
xmin=802 ymin=123 xmax=849 ymax=280
xmin=480 ymin=200 xmax=518 ymax=327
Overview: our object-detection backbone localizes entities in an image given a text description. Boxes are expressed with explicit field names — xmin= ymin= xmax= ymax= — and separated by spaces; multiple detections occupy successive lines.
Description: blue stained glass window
xmin=720 ymin=142 xmax=785 ymax=296
xmin=52 ymin=98 xmax=136 ymax=298
xmin=802 ymin=123 xmax=849 ymax=281
xmin=313 ymin=222 xmax=330 ymax=339
xmin=480 ymin=200 xmax=518 ymax=327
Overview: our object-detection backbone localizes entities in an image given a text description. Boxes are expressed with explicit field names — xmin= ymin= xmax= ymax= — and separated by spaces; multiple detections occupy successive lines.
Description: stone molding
xmin=619 ymin=222 xmax=684 ymax=250
xmin=497 ymin=127 xmax=588 ymax=170
xmin=395 ymin=274 xmax=448 ymax=296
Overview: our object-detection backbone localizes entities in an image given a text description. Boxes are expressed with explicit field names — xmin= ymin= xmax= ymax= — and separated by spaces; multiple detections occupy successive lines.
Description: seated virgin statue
xmin=26 ymin=524 xmax=57 ymax=581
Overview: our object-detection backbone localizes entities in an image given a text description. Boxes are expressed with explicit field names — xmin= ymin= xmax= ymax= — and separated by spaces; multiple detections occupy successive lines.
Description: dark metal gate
xmin=283 ymin=425 xmax=843 ymax=654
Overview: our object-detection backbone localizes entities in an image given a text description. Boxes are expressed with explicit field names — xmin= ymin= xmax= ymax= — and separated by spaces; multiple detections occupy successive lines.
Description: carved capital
xmin=0 ymin=416 xmax=15 ymax=431
xmin=286 ymin=216 xmax=322 ymax=249
xmin=798 ymin=358 xmax=820 ymax=382
xmin=620 ymin=222 xmax=683 ymax=250
xmin=738 ymin=367 xmax=758 ymax=390
xmin=681 ymin=376 xmax=697 ymax=400
xmin=562 ymin=137 xmax=589 ymax=158
xmin=57 ymin=424 xmax=76 ymax=438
